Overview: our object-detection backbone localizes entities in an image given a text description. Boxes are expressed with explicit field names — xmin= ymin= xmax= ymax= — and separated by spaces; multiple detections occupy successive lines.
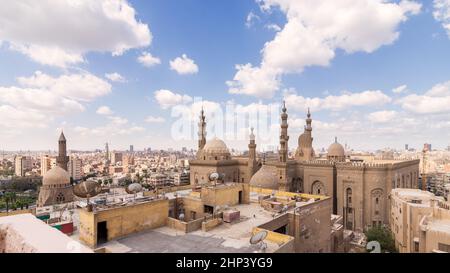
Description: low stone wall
xmin=167 ymin=217 xmax=203 ymax=233
xmin=202 ymin=218 xmax=222 ymax=232
xmin=0 ymin=209 xmax=33 ymax=218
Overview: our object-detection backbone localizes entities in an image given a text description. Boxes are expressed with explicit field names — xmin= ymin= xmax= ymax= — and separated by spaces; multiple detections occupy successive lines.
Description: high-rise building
xmin=110 ymin=152 xmax=123 ymax=165
xmin=424 ymin=143 xmax=432 ymax=152
xmin=40 ymin=155 xmax=56 ymax=176
xmin=405 ymin=144 xmax=409 ymax=151
xmin=130 ymin=145 xmax=134 ymax=153
xmin=68 ymin=156 xmax=83 ymax=181
xmin=14 ymin=156 xmax=31 ymax=177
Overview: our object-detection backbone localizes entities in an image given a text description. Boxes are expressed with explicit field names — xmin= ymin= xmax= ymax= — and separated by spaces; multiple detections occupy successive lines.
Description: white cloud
xmin=228 ymin=0 xmax=421 ymax=98
xmin=246 ymin=12 xmax=260 ymax=28
xmin=145 ymin=116 xmax=166 ymax=123
xmin=399 ymin=81 xmax=450 ymax=114
xmin=170 ymin=54 xmax=199 ymax=75
xmin=433 ymin=0 xmax=450 ymax=37
xmin=96 ymin=106 xmax=114 ymax=116
xmin=368 ymin=110 xmax=398 ymax=123
xmin=0 ymin=71 xmax=111 ymax=129
xmin=392 ymin=84 xmax=408 ymax=94
xmin=265 ymin=24 xmax=282 ymax=32
xmin=137 ymin=51 xmax=161 ymax=67
xmin=108 ymin=116 xmax=128 ymax=125
xmin=284 ymin=90 xmax=392 ymax=112
xmin=105 ymin=73 xmax=126 ymax=83
xmin=17 ymin=71 xmax=111 ymax=102
xmin=0 ymin=0 xmax=152 ymax=68
xmin=154 ymin=89 xmax=193 ymax=109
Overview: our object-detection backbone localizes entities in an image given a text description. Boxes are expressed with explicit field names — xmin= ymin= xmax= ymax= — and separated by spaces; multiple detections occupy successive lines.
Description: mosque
xmin=190 ymin=104 xmax=420 ymax=232
xmin=37 ymin=132 xmax=74 ymax=207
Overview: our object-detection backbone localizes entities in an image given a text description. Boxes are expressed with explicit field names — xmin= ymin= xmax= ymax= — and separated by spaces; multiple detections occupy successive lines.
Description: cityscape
xmin=1 ymin=0 xmax=450 ymax=260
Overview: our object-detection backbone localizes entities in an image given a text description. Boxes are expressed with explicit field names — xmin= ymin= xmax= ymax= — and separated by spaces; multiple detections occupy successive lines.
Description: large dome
xmin=201 ymin=137 xmax=231 ymax=160
xmin=43 ymin=166 xmax=70 ymax=186
xmin=250 ymin=165 xmax=278 ymax=190
xmin=328 ymin=138 xmax=345 ymax=160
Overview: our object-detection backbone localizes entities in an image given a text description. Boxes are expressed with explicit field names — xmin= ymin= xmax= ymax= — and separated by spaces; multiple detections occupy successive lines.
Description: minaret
xmin=56 ymin=131 xmax=69 ymax=171
xmin=279 ymin=101 xmax=289 ymax=163
xmin=197 ymin=107 xmax=207 ymax=159
xmin=248 ymin=127 xmax=257 ymax=181
xmin=295 ymin=108 xmax=315 ymax=161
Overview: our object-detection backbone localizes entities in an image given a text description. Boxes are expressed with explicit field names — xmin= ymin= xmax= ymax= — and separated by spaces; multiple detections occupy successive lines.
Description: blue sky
xmin=1 ymin=0 xmax=450 ymax=152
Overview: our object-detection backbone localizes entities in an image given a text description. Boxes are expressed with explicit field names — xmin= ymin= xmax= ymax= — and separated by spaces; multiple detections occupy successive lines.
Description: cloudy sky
xmin=1 ymin=0 xmax=450 ymax=152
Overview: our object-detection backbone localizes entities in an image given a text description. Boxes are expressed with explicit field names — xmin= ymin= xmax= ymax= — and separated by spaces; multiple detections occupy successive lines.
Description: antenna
xmin=250 ymin=230 xmax=268 ymax=253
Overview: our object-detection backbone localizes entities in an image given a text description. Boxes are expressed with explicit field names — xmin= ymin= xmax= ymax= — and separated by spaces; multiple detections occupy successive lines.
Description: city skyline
xmin=1 ymin=0 xmax=450 ymax=151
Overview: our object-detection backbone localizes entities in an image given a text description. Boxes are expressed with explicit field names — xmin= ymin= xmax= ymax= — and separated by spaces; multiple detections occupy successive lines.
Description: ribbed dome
xmin=250 ymin=165 xmax=278 ymax=190
xmin=203 ymin=137 xmax=230 ymax=155
xmin=43 ymin=166 xmax=70 ymax=186
xmin=328 ymin=139 xmax=345 ymax=158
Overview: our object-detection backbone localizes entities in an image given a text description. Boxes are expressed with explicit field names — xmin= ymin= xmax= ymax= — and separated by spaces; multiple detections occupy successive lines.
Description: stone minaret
xmin=197 ymin=107 xmax=207 ymax=159
xmin=295 ymin=108 xmax=315 ymax=161
xmin=248 ymin=127 xmax=257 ymax=182
xmin=56 ymin=131 xmax=69 ymax=171
xmin=279 ymin=101 xmax=289 ymax=163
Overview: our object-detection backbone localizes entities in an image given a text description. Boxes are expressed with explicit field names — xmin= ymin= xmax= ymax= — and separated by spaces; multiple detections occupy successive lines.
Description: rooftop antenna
xmin=250 ymin=230 xmax=268 ymax=253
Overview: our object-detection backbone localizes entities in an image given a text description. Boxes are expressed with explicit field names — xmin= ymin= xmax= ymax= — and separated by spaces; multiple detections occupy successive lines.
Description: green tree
xmin=365 ymin=226 xmax=397 ymax=253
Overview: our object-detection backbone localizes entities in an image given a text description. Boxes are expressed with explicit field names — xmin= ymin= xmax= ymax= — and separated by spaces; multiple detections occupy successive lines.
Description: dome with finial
xmin=327 ymin=137 xmax=345 ymax=161
xmin=201 ymin=137 xmax=231 ymax=160
xmin=43 ymin=166 xmax=71 ymax=186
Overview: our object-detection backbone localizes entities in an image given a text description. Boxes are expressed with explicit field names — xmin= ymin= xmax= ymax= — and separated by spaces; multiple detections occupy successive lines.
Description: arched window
xmin=311 ymin=181 xmax=326 ymax=195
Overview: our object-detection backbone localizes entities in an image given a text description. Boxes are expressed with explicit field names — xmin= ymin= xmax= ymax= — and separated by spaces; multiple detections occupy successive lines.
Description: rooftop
xmin=96 ymin=203 xmax=282 ymax=253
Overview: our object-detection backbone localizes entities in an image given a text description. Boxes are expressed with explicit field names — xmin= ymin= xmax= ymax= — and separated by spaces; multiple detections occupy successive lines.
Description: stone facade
xmin=190 ymin=107 xmax=420 ymax=232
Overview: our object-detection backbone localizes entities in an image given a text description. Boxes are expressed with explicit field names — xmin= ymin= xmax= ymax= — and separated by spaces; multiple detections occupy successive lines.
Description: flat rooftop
xmin=98 ymin=203 xmax=282 ymax=253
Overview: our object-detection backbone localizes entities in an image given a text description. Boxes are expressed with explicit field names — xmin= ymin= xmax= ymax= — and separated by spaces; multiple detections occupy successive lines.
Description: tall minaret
xmin=56 ymin=131 xmax=69 ymax=171
xmin=279 ymin=101 xmax=289 ymax=163
xmin=197 ymin=107 xmax=207 ymax=158
xmin=295 ymin=108 xmax=315 ymax=161
xmin=248 ymin=127 xmax=257 ymax=182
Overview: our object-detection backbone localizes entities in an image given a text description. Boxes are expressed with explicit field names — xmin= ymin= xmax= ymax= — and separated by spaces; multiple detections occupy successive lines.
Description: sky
xmin=1 ymin=0 xmax=450 ymax=152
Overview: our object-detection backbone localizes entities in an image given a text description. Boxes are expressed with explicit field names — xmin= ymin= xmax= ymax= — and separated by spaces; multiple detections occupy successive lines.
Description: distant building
xmin=405 ymin=144 xmax=409 ymax=151
xmin=14 ymin=156 xmax=31 ymax=177
xmin=130 ymin=145 xmax=134 ymax=153
xmin=391 ymin=189 xmax=450 ymax=253
xmin=173 ymin=172 xmax=189 ymax=185
xmin=68 ymin=156 xmax=83 ymax=181
xmin=110 ymin=152 xmax=123 ymax=165
xmin=40 ymin=155 xmax=56 ymax=176
xmin=424 ymin=143 xmax=432 ymax=152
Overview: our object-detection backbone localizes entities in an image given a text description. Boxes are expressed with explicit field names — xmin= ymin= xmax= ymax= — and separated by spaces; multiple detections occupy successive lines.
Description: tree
xmin=365 ymin=226 xmax=397 ymax=253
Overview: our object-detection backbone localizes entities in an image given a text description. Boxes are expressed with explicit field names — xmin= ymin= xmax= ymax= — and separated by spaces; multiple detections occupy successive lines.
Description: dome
xmin=202 ymin=137 xmax=230 ymax=157
xmin=43 ymin=166 xmax=70 ymax=186
xmin=250 ymin=165 xmax=278 ymax=190
xmin=328 ymin=138 xmax=345 ymax=159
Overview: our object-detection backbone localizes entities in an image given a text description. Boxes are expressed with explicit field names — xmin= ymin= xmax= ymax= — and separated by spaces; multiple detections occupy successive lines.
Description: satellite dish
xmin=73 ymin=181 xmax=102 ymax=199
xmin=73 ymin=181 xmax=102 ymax=212
xmin=209 ymin=172 xmax=220 ymax=181
xmin=126 ymin=183 xmax=143 ymax=194
xmin=250 ymin=230 xmax=268 ymax=245
xmin=179 ymin=213 xmax=185 ymax=221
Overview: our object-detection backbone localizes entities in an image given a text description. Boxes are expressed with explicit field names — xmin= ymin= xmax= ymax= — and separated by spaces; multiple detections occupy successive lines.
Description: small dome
xmin=43 ymin=166 xmax=70 ymax=186
xmin=203 ymin=137 xmax=230 ymax=155
xmin=250 ymin=165 xmax=278 ymax=190
xmin=328 ymin=138 xmax=345 ymax=158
